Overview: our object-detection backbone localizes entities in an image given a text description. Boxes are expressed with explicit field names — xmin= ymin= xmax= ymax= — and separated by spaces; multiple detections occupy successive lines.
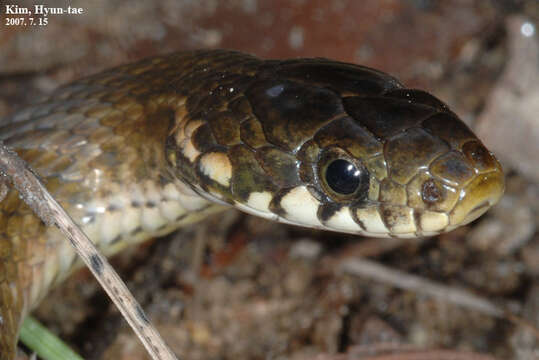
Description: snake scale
xmin=0 ymin=49 xmax=504 ymax=358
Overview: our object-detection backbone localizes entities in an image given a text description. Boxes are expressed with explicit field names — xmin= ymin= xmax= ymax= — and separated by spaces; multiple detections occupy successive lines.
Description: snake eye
xmin=324 ymin=159 xmax=368 ymax=196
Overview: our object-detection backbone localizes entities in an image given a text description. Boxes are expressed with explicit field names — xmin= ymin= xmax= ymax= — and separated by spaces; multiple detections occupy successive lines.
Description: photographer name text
xmin=5 ymin=4 xmax=83 ymax=15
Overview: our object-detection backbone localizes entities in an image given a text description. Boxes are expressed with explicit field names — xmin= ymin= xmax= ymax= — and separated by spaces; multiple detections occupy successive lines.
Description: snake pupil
xmin=325 ymin=159 xmax=363 ymax=195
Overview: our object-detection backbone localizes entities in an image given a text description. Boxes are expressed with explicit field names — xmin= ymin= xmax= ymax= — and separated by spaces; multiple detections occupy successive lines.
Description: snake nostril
xmin=421 ymin=179 xmax=443 ymax=205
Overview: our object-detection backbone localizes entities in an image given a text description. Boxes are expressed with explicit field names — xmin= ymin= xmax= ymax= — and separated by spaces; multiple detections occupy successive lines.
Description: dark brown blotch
xmin=317 ymin=203 xmax=342 ymax=223
xmin=343 ymin=96 xmax=436 ymax=140
xmin=207 ymin=111 xmax=240 ymax=146
xmin=245 ymin=79 xmax=343 ymax=151
xmin=191 ymin=123 xmax=220 ymax=153
xmin=268 ymin=188 xmax=291 ymax=217
xmin=229 ymin=145 xmax=277 ymax=201
xmin=380 ymin=204 xmax=414 ymax=233
xmin=429 ymin=151 xmax=475 ymax=187
xmin=240 ymin=116 xmax=268 ymax=148
xmin=255 ymin=147 xmax=301 ymax=188
xmin=422 ymin=113 xmax=476 ymax=149
xmin=313 ymin=116 xmax=382 ymax=158
xmin=462 ymin=141 xmax=498 ymax=173
xmin=385 ymin=127 xmax=449 ymax=185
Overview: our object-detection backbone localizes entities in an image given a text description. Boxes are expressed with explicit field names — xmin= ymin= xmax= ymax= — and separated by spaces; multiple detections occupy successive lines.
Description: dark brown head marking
xmin=462 ymin=141 xmax=497 ymax=172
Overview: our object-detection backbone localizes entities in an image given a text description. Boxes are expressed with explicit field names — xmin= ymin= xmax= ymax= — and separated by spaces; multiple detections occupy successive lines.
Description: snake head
xmin=304 ymin=90 xmax=505 ymax=237
xmin=168 ymin=56 xmax=504 ymax=238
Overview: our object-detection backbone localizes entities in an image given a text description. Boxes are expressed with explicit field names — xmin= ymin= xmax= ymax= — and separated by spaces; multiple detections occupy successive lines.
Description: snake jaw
xmin=449 ymin=167 xmax=505 ymax=227
xmin=424 ymin=139 xmax=505 ymax=232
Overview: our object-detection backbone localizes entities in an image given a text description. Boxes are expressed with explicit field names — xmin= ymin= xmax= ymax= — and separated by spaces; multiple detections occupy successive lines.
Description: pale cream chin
xmin=222 ymin=186 xmax=444 ymax=238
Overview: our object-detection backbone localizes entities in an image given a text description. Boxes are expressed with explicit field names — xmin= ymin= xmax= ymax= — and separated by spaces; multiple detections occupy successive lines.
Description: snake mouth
xmin=449 ymin=169 xmax=505 ymax=226
xmin=462 ymin=200 xmax=491 ymax=225
xmin=469 ymin=199 xmax=491 ymax=215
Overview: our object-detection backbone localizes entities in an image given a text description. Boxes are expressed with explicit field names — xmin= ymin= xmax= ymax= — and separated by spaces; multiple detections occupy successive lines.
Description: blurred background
xmin=1 ymin=1 xmax=538 ymax=359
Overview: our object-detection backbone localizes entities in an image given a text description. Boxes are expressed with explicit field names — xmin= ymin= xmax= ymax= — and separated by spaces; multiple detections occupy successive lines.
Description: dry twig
xmin=340 ymin=257 xmax=511 ymax=318
xmin=340 ymin=256 xmax=539 ymax=341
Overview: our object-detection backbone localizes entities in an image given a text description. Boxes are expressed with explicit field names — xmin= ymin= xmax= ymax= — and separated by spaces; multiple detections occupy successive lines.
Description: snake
xmin=0 ymin=49 xmax=504 ymax=358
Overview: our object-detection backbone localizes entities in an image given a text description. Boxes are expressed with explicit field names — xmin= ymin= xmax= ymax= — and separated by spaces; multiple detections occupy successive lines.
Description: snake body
xmin=0 ymin=50 xmax=504 ymax=357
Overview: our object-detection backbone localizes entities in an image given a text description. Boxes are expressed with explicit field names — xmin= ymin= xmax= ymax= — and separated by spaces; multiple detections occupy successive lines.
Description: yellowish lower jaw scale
xmin=449 ymin=169 xmax=505 ymax=227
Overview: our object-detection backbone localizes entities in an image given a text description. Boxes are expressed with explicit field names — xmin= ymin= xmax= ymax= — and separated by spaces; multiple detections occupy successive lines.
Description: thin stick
xmin=0 ymin=142 xmax=178 ymax=360
xmin=341 ymin=258 xmax=539 ymax=339
xmin=340 ymin=257 xmax=510 ymax=318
